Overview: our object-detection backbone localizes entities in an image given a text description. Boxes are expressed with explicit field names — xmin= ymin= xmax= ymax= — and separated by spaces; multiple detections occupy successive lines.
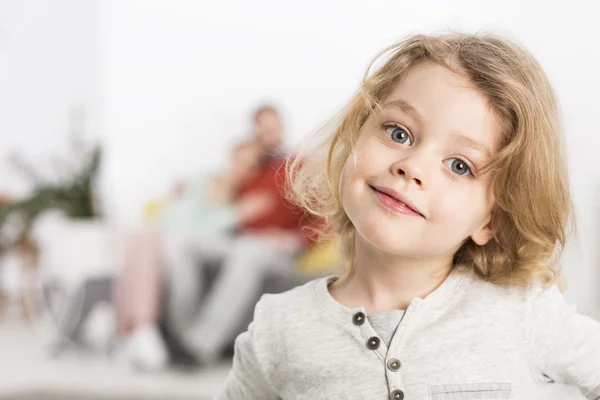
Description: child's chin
xmin=373 ymin=242 xmax=419 ymax=257
xmin=360 ymin=229 xmax=419 ymax=256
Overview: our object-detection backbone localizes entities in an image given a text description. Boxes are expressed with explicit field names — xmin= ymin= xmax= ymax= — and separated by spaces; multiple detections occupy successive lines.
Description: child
xmin=218 ymin=34 xmax=600 ymax=399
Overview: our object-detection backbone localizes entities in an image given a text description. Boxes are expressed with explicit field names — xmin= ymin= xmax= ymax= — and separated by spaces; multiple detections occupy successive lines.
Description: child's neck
xmin=331 ymin=238 xmax=454 ymax=314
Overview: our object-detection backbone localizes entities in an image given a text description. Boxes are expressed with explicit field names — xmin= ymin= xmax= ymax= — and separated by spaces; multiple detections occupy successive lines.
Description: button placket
xmin=385 ymin=308 xmax=411 ymax=400
xmin=385 ymin=352 xmax=405 ymax=398
xmin=351 ymin=309 xmax=387 ymax=361
xmin=351 ymin=308 xmax=407 ymax=397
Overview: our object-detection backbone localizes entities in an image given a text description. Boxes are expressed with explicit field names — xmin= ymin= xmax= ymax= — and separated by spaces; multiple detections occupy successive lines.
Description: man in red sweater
xmin=165 ymin=105 xmax=314 ymax=365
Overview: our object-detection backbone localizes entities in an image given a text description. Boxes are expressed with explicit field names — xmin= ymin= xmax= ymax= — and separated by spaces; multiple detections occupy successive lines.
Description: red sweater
xmin=239 ymin=156 xmax=325 ymax=248
xmin=239 ymin=156 xmax=302 ymax=232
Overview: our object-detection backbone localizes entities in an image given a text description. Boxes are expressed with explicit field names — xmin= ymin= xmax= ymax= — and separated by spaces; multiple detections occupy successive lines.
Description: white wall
xmin=3 ymin=1 xmax=599 ymax=314
xmin=0 ymin=0 xmax=103 ymax=195
xmin=99 ymin=0 xmax=600 ymax=314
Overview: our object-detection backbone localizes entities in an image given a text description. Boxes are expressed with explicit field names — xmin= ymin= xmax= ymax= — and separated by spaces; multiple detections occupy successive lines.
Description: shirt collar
xmin=312 ymin=266 xmax=468 ymax=325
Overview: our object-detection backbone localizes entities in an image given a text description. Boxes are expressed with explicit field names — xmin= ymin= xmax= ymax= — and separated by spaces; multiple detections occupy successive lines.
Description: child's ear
xmin=471 ymin=208 xmax=500 ymax=246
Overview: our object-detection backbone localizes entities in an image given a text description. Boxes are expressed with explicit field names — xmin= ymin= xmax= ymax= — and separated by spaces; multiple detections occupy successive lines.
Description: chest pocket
xmin=430 ymin=382 xmax=512 ymax=399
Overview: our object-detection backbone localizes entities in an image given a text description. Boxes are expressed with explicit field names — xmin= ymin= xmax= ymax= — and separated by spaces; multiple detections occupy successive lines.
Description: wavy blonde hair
xmin=288 ymin=33 xmax=574 ymax=287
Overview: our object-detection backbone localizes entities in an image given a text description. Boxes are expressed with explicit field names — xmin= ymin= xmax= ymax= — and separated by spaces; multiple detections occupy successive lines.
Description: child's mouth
xmin=369 ymin=185 xmax=425 ymax=218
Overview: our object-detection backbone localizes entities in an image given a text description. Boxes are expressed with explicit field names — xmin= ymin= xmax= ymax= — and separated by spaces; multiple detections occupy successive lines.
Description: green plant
xmin=0 ymin=129 xmax=102 ymax=250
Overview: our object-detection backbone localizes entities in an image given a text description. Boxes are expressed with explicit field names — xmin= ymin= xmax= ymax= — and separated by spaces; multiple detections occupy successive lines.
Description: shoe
xmin=125 ymin=325 xmax=169 ymax=372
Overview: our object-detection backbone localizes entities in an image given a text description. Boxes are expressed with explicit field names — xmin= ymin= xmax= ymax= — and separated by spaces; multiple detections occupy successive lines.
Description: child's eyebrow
xmin=381 ymin=99 xmax=423 ymax=124
xmin=451 ymin=134 xmax=492 ymax=158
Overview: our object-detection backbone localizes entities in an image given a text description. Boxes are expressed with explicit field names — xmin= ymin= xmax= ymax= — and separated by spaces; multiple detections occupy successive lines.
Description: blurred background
xmin=0 ymin=0 xmax=599 ymax=399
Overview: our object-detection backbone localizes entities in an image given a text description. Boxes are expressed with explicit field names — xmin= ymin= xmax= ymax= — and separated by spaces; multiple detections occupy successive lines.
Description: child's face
xmin=340 ymin=62 xmax=498 ymax=260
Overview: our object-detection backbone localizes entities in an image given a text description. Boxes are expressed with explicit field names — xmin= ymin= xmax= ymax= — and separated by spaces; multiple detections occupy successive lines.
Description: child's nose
xmin=390 ymin=159 xmax=427 ymax=189
xmin=395 ymin=167 xmax=423 ymax=186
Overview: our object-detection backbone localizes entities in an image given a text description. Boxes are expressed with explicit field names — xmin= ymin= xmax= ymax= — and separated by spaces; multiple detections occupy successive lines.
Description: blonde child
xmin=218 ymin=34 xmax=600 ymax=399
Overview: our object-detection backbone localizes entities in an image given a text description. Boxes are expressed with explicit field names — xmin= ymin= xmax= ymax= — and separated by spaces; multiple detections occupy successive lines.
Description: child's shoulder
xmin=458 ymin=268 xmax=563 ymax=310
xmin=253 ymin=277 xmax=324 ymax=321
xmin=246 ymin=277 xmax=327 ymax=361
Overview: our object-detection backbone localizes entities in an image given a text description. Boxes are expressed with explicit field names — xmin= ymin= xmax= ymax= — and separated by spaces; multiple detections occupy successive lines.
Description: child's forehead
xmin=384 ymin=63 xmax=476 ymax=106
xmin=385 ymin=66 xmax=490 ymax=116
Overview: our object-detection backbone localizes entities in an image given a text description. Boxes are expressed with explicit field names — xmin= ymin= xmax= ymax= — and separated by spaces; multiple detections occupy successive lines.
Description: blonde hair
xmin=288 ymin=33 xmax=574 ymax=287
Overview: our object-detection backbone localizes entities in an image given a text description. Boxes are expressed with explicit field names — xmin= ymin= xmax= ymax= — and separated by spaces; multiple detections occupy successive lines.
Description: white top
xmin=218 ymin=268 xmax=600 ymax=399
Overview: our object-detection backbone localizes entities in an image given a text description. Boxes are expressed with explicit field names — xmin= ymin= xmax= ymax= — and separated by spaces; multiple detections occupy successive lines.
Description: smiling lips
xmin=369 ymin=185 xmax=425 ymax=218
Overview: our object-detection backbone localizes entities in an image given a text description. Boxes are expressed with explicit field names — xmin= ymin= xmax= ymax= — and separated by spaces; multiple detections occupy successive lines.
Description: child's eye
xmin=384 ymin=125 xmax=412 ymax=145
xmin=443 ymin=158 xmax=472 ymax=176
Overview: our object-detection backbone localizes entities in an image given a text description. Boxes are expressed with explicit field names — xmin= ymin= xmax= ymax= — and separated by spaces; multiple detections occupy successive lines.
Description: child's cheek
xmin=339 ymin=155 xmax=356 ymax=195
xmin=339 ymin=154 xmax=367 ymax=223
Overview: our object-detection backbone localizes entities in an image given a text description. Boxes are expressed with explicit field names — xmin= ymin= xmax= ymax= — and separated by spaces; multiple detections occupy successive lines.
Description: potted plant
xmin=0 ymin=120 xmax=114 ymax=290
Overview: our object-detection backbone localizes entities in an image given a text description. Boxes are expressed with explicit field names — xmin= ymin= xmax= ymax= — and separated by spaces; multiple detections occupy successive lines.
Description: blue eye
xmin=444 ymin=158 xmax=472 ymax=176
xmin=385 ymin=125 xmax=412 ymax=145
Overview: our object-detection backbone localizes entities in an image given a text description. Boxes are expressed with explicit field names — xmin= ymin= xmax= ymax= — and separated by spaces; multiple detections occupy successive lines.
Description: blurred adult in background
xmin=116 ymin=140 xmax=272 ymax=371
xmin=165 ymin=105 xmax=318 ymax=366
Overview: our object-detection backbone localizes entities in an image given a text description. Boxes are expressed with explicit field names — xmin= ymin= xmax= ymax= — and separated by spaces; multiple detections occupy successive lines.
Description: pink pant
xmin=116 ymin=226 xmax=164 ymax=336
